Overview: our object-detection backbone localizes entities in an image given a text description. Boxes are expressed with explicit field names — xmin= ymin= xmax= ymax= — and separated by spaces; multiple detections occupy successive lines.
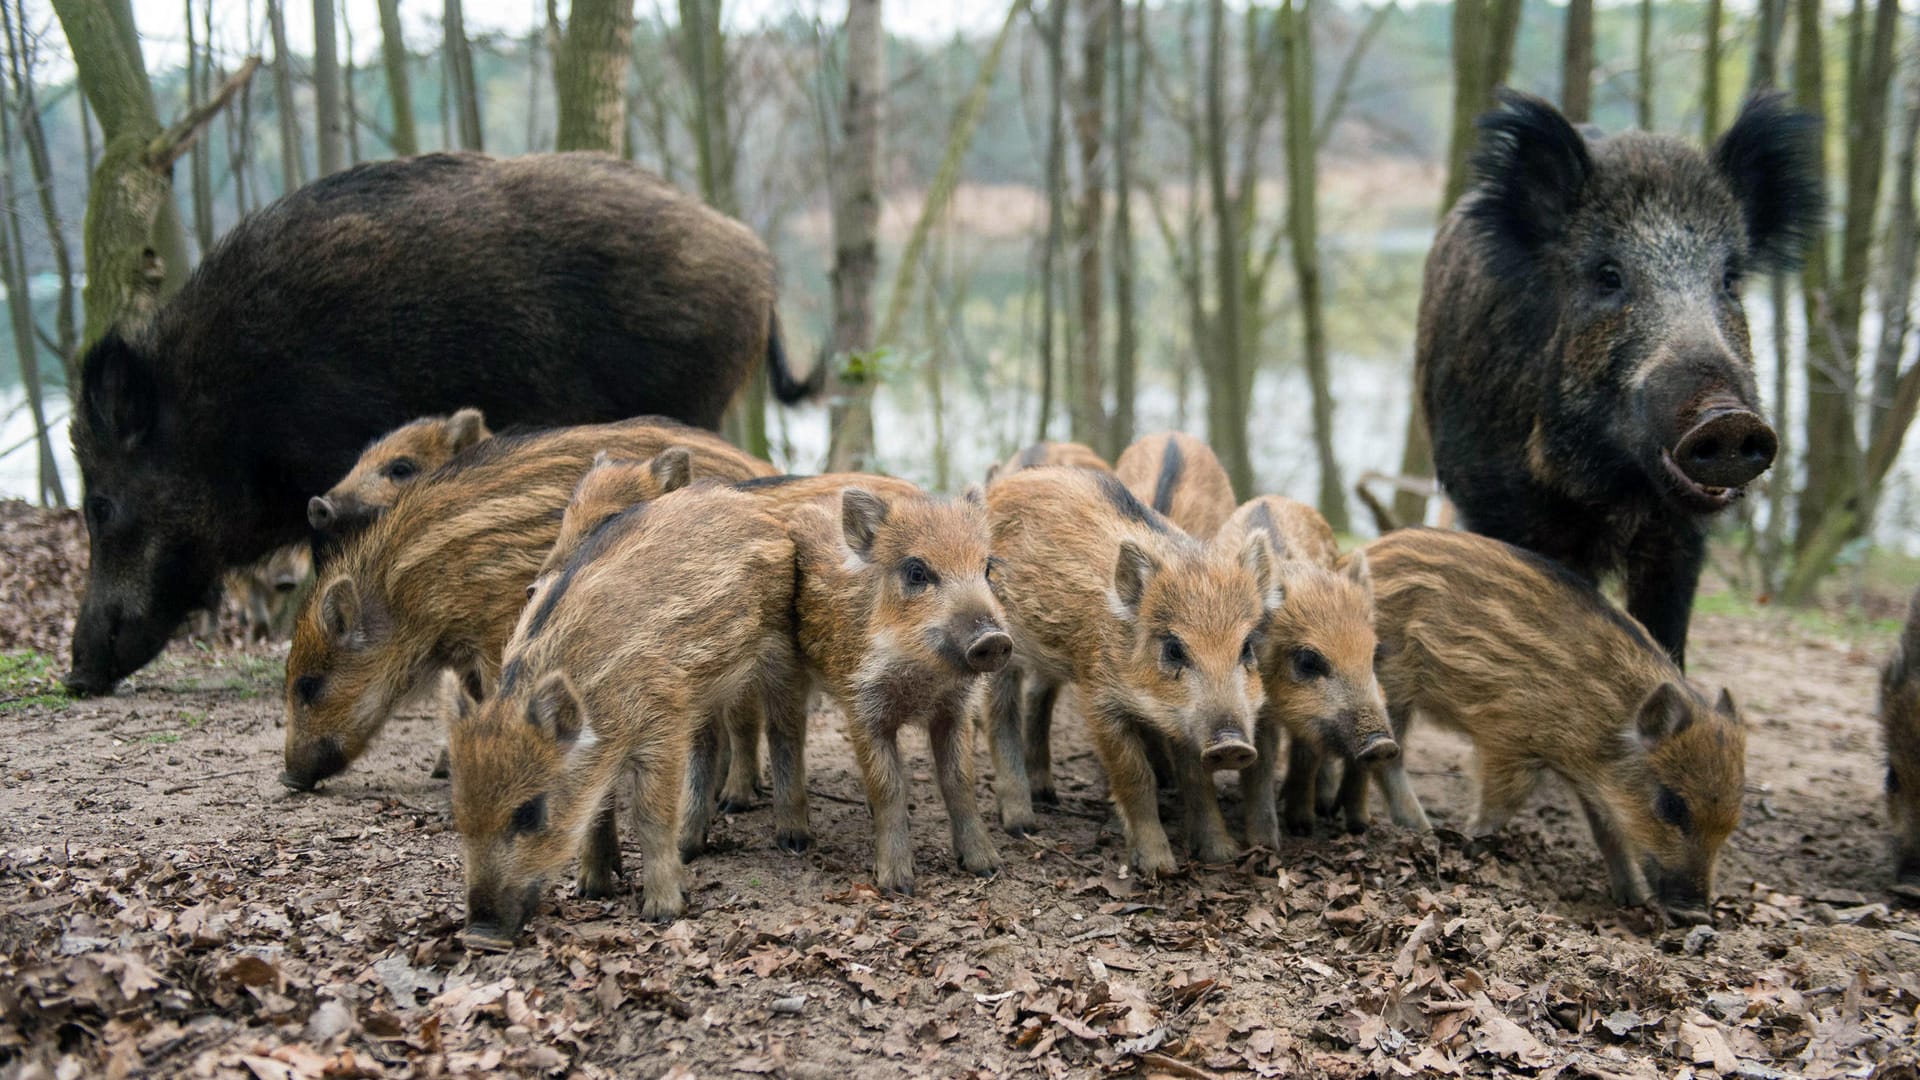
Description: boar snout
xmin=281 ymin=736 xmax=348 ymax=792
xmin=965 ymin=629 xmax=1013 ymax=673
xmin=1200 ymin=720 xmax=1257 ymax=771
xmin=1672 ymin=406 xmax=1777 ymax=491
xmin=1645 ymin=862 xmax=1715 ymax=926
xmin=1354 ymin=730 xmax=1400 ymax=763
xmin=463 ymin=882 xmax=543 ymax=948
xmin=307 ymin=496 xmax=339 ymax=532
xmin=67 ymin=598 xmax=172 ymax=697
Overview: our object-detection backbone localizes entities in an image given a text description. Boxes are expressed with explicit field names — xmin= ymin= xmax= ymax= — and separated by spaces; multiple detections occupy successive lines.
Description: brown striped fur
xmin=984 ymin=441 xmax=1114 ymax=487
xmin=280 ymin=418 xmax=776 ymax=790
xmin=791 ymin=487 xmax=1010 ymax=894
xmin=230 ymin=544 xmax=312 ymax=642
xmin=1216 ymin=496 xmax=1393 ymax=847
xmin=450 ymin=485 xmax=802 ymax=940
xmin=1879 ymin=587 xmax=1920 ymax=886
xmin=1359 ymin=529 xmax=1746 ymax=924
xmin=984 ymin=468 xmax=1278 ymax=876
xmin=311 ymin=408 xmax=493 ymax=538
xmin=1114 ymin=431 xmax=1235 ymax=540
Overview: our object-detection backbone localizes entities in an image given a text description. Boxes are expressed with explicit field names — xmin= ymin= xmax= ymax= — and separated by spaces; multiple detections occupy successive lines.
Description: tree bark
xmin=1108 ymin=0 xmax=1140 ymax=454
xmin=0 ymin=25 xmax=65 ymax=506
xmin=555 ymin=0 xmax=634 ymax=153
xmin=1204 ymin=0 xmax=1251 ymax=496
xmin=1561 ymin=0 xmax=1592 ymax=122
xmin=343 ymin=0 xmax=363 ymax=162
xmin=1702 ymin=0 xmax=1723 ymax=138
xmin=824 ymin=0 xmax=882 ymax=471
xmin=1870 ymin=53 xmax=1919 ymax=444
xmin=314 ymin=0 xmax=348 ymax=174
xmin=377 ymin=0 xmax=418 ymax=154
xmin=2 ymin=0 xmax=79 ymax=386
xmin=445 ymin=0 xmax=484 ymax=150
xmin=186 ymin=0 xmax=214 ymax=252
xmin=1635 ymin=0 xmax=1653 ymax=129
xmin=268 ymin=0 xmax=305 ymax=189
xmin=1069 ymin=0 xmax=1109 ymax=454
xmin=1034 ymin=0 xmax=1067 ymax=445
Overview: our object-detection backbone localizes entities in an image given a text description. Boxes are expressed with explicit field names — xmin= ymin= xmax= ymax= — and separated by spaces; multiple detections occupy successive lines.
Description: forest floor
xmin=2 ymin=500 xmax=1919 ymax=1080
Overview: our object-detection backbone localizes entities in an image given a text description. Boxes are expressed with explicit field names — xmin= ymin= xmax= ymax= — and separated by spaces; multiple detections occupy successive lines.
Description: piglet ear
xmin=649 ymin=446 xmax=694 ymax=495
xmin=1635 ymin=682 xmax=1695 ymax=745
xmin=1238 ymin=533 xmax=1285 ymax=612
xmin=961 ymin=483 xmax=986 ymax=508
xmin=1342 ymin=549 xmax=1373 ymax=597
xmin=1111 ymin=540 xmax=1160 ymax=622
xmin=1713 ymin=687 xmax=1740 ymax=722
xmin=1712 ymin=92 xmax=1824 ymax=272
xmin=527 ymin=671 xmax=584 ymax=745
xmin=447 ymin=408 xmax=491 ymax=452
xmin=80 ymin=331 xmax=160 ymax=449
xmin=318 ymin=576 xmax=360 ymax=647
xmin=841 ymin=488 xmax=889 ymax=558
xmin=1464 ymin=89 xmax=1593 ymax=277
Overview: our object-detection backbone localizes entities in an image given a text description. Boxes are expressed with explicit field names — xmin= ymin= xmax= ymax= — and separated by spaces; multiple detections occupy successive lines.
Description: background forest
xmin=1 ymin=0 xmax=1917 ymax=607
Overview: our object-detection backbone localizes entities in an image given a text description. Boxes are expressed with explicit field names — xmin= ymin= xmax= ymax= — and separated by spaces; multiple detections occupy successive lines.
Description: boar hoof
xmin=877 ymin=877 xmax=915 ymax=898
xmin=1195 ymin=839 xmax=1241 ymax=865
xmin=1031 ymin=786 xmax=1059 ymax=807
xmin=1001 ymin=818 xmax=1035 ymax=839
xmin=638 ymin=897 xmax=685 ymax=924
xmin=1660 ymin=904 xmax=1713 ymax=928
xmin=1284 ymin=815 xmax=1316 ymax=838
xmin=1342 ymin=816 xmax=1370 ymax=836
xmin=775 ymin=830 xmax=813 ymax=854
xmin=430 ymin=748 xmax=451 ymax=780
xmin=959 ymin=850 xmax=1004 ymax=878
xmin=576 ymin=873 xmax=621 ymax=901
xmin=716 ymin=795 xmax=754 ymax=814
xmin=1132 ymin=849 xmax=1178 ymax=880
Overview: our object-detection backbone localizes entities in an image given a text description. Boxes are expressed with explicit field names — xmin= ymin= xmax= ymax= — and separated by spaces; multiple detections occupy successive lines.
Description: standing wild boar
xmin=984 ymin=468 xmax=1279 ymax=875
xmin=66 ymin=152 xmax=818 ymax=696
xmin=451 ymin=484 xmax=803 ymax=939
xmin=791 ymin=487 xmax=1011 ymax=894
xmin=1114 ymin=432 xmax=1236 ymax=540
xmin=1420 ymin=91 xmax=1821 ymax=666
xmin=1879 ymin=588 xmax=1920 ymax=895
xmin=1214 ymin=496 xmax=1394 ymax=848
xmin=984 ymin=441 xmax=1113 ymax=487
xmin=231 ymin=544 xmax=313 ymax=642
xmin=308 ymin=408 xmax=493 ymax=541
xmin=1359 ymin=529 xmax=1746 ymax=925
xmin=280 ymin=418 xmax=775 ymax=791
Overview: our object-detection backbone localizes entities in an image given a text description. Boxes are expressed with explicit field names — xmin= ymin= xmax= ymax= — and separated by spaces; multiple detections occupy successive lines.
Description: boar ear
xmin=447 ymin=408 xmax=490 ymax=452
xmin=650 ymin=446 xmax=694 ymax=495
xmin=1238 ymin=533 xmax=1286 ymax=611
xmin=1713 ymin=687 xmax=1740 ymax=722
xmin=841 ymin=488 xmax=889 ymax=558
xmin=80 ymin=332 xmax=160 ymax=449
xmin=527 ymin=672 xmax=584 ymax=744
xmin=1466 ymin=89 xmax=1593 ymax=276
xmin=1712 ymin=92 xmax=1823 ymax=272
xmin=1342 ymin=550 xmax=1373 ymax=597
xmin=1111 ymin=540 xmax=1160 ymax=622
xmin=961 ymin=483 xmax=986 ymax=508
xmin=318 ymin=576 xmax=360 ymax=647
xmin=1634 ymin=682 xmax=1695 ymax=745
xmin=983 ymin=462 xmax=1003 ymax=486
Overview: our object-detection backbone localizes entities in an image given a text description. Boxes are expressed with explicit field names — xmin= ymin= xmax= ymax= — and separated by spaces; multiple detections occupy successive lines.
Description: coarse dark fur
xmin=1419 ymin=91 xmax=1821 ymax=668
xmin=67 ymin=152 xmax=818 ymax=695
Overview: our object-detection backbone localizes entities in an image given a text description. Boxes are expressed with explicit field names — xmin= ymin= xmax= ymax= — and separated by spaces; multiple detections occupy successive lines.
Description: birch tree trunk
xmin=378 ymin=0 xmax=419 ymax=155
xmin=555 ymin=0 xmax=634 ymax=153
xmin=825 ymin=0 xmax=882 ymax=470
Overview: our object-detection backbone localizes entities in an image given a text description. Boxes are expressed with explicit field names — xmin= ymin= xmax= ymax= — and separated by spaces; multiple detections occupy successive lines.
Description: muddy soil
xmin=2 ymin=504 xmax=1917 ymax=1079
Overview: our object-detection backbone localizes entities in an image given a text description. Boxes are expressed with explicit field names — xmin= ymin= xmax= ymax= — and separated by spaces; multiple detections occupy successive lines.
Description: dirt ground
xmin=3 ymin=501 xmax=1918 ymax=1079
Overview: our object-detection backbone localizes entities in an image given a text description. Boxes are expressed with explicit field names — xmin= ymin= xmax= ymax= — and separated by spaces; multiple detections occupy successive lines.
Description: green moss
xmin=0 ymin=651 xmax=69 ymax=713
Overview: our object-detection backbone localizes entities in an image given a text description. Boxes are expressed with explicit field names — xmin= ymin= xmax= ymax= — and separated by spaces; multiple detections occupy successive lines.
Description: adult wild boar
xmin=1419 ymin=91 xmax=1821 ymax=665
xmin=66 ymin=152 xmax=816 ymax=695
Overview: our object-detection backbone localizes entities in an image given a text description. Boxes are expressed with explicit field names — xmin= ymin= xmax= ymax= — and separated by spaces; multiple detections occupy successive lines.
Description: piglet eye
xmin=1160 ymin=636 xmax=1189 ymax=669
xmin=1240 ymin=635 xmax=1260 ymax=667
xmin=902 ymin=558 xmax=934 ymax=589
xmin=294 ymin=674 xmax=323 ymax=705
xmin=1654 ymin=786 xmax=1693 ymax=833
xmin=510 ymin=796 xmax=546 ymax=835
xmin=383 ymin=457 xmax=419 ymax=481
xmin=1291 ymin=648 xmax=1330 ymax=681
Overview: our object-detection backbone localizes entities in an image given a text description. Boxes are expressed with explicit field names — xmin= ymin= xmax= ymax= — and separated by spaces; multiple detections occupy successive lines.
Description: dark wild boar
xmin=451 ymin=484 xmax=802 ymax=940
xmin=1419 ymin=91 xmax=1821 ymax=666
xmin=281 ymin=418 xmax=775 ymax=791
xmin=1214 ymin=496 xmax=1394 ymax=847
xmin=1359 ymin=529 xmax=1746 ymax=925
xmin=67 ymin=152 xmax=818 ymax=695
xmin=790 ymin=487 xmax=1010 ymax=894
xmin=308 ymin=408 xmax=493 ymax=541
xmin=984 ymin=468 xmax=1278 ymax=875
xmin=1879 ymin=588 xmax=1920 ymax=895
xmin=1114 ymin=431 xmax=1235 ymax=540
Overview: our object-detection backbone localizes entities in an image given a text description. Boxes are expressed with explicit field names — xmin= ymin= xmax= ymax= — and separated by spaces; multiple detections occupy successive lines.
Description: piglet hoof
xmin=1131 ymin=848 xmax=1178 ymax=881
xmin=1342 ymin=816 xmax=1371 ymax=837
xmin=638 ymin=895 xmax=686 ymax=925
xmin=576 ymin=872 xmax=621 ymax=901
xmin=1284 ymin=816 xmax=1316 ymax=839
xmin=775 ymin=830 xmax=813 ymax=854
xmin=1463 ymin=834 xmax=1503 ymax=859
xmin=1194 ymin=838 xmax=1241 ymax=866
xmin=678 ymin=840 xmax=707 ymax=864
xmin=716 ymin=796 xmax=754 ymax=815
xmin=1248 ymin=827 xmax=1283 ymax=853
xmin=430 ymin=748 xmax=451 ymax=780
xmin=877 ymin=876 xmax=916 ymax=898
xmin=959 ymin=849 xmax=1004 ymax=879
xmin=1031 ymin=787 xmax=1060 ymax=807
xmin=1000 ymin=813 xmax=1037 ymax=839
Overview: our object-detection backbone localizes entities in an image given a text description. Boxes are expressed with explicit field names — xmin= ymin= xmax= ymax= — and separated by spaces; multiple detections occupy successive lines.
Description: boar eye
xmin=1291 ymin=647 xmax=1330 ymax=681
xmin=1721 ymin=267 xmax=1743 ymax=296
xmin=383 ymin=457 xmax=419 ymax=481
xmin=1159 ymin=635 xmax=1189 ymax=670
xmin=294 ymin=674 xmax=323 ymax=705
xmin=1593 ymin=261 xmax=1625 ymax=296
xmin=1654 ymin=786 xmax=1693 ymax=833
xmin=901 ymin=558 xmax=936 ymax=590
xmin=85 ymin=494 xmax=114 ymax=529
xmin=510 ymin=796 xmax=546 ymax=835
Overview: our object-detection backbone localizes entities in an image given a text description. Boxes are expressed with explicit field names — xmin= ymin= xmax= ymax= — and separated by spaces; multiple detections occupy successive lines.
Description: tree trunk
xmin=1282 ymin=0 xmax=1347 ymax=532
xmin=186 ymin=0 xmax=214 ymax=253
xmin=1108 ymin=0 xmax=1140 ymax=454
xmin=555 ymin=0 xmax=634 ymax=153
xmin=378 ymin=0 xmax=418 ymax=155
xmin=1032 ymin=0 xmax=1068 ymax=445
xmin=1070 ymin=0 xmax=1109 ymax=454
xmin=1702 ymin=0 xmax=1723 ymax=138
xmin=445 ymin=0 xmax=484 ymax=150
xmin=824 ymin=0 xmax=882 ymax=471
xmin=1204 ymin=0 xmax=1251 ymax=496
xmin=314 ymin=0 xmax=347 ymax=174
xmin=1562 ymin=0 xmax=1592 ymax=121
xmin=268 ymin=0 xmax=305 ymax=190
xmin=344 ymin=0 xmax=363 ymax=162
xmin=1635 ymin=0 xmax=1653 ymax=129
xmin=2 ymin=0 xmax=79 ymax=386
xmin=0 ymin=30 xmax=65 ymax=506
xmin=1871 ymin=54 xmax=1920 ymax=443
xmin=1750 ymin=0 xmax=1789 ymax=593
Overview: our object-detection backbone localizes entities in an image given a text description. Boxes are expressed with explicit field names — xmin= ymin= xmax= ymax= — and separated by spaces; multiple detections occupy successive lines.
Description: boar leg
xmin=719 ymin=702 xmax=764 ymax=812
xmin=576 ymin=795 xmax=623 ymax=900
xmin=1242 ymin=708 xmax=1286 ymax=850
xmin=1313 ymin=756 xmax=1343 ymax=818
xmin=1624 ymin=527 xmax=1705 ymax=669
xmin=1088 ymin=708 xmax=1177 ymax=879
xmin=631 ymin=747 xmax=691 ymax=924
xmin=1022 ymin=680 xmax=1062 ymax=805
xmin=678 ymin=711 xmax=726 ymax=861
xmin=1376 ymin=760 xmax=1433 ymax=832
xmin=1466 ymin=756 xmax=1537 ymax=845
xmin=1577 ymin=795 xmax=1651 ymax=907
xmin=986 ymin=668 xmax=1037 ymax=836
xmin=848 ymin=711 xmax=917 ymax=896
xmin=1279 ymin=733 xmax=1321 ymax=839
xmin=762 ymin=670 xmax=813 ymax=853
xmin=1177 ymin=745 xmax=1240 ymax=864
xmin=930 ymin=705 xmax=1003 ymax=879
xmin=1333 ymin=755 xmax=1373 ymax=834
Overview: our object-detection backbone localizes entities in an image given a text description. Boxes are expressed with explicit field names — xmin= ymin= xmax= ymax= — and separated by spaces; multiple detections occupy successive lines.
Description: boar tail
xmin=767 ymin=312 xmax=824 ymax=405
